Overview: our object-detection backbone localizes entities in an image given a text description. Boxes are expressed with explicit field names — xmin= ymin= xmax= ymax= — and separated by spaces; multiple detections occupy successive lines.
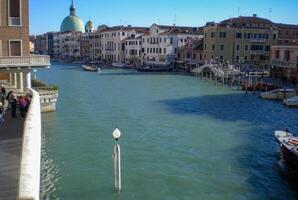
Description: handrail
xmin=18 ymin=89 xmax=41 ymax=200
xmin=0 ymin=55 xmax=50 ymax=67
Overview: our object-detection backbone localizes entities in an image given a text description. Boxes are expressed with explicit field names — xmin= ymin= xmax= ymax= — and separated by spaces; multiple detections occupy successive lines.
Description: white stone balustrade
xmin=18 ymin=89 xmax=41 ymax=200
xmin=0 ymin=55 xmax=50 ymax=67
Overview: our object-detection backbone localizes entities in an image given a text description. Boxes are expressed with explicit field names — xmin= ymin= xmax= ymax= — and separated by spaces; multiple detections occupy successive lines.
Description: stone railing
xmin=18 ymin=89 xmax=41 ymax=200
xmin=0 ymin=55 xmax=50 ymax=67
xmin=271 ymin=59 xmax=298 ymax=69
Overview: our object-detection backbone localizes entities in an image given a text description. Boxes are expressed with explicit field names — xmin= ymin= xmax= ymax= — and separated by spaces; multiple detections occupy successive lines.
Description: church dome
xmin=85 ymin=20 xmax=94 ymax=33
xmin=61 ymin=15 xmax=84 ymax=32
xmin=60 ymin=0 xmax=84 ymax=33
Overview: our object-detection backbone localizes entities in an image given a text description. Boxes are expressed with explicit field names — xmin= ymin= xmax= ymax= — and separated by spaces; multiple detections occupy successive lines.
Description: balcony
xmin=250 ymin=50 xmax=266 ymax=55
xmin=0 ymin=55 xmax=50 ymax=68
xmin=250 ymin=39 xmax=266 ymax=43
xmin=8 ymin=17 xmax=21 ymax=26
xmin=271 ymin=59 xmax=298 ymax=69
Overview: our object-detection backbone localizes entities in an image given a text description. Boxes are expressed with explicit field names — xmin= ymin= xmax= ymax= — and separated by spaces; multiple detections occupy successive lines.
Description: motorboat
xmin=275 ymin=130 xmax=298 ymax=168
xmin=260 ymin=88 xmax=296 ymax=100
xmin=112 ymin=62 xmax=127 ymax=68
xmin=283 ymin=96 xmax=298 ymax=107
xmin=82 ymin=65 xmax=100 ymax=72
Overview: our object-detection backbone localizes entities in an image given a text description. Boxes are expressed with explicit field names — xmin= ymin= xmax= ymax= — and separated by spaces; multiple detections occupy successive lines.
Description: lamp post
xmin=112 ymin=128 xmax=121 ymax=192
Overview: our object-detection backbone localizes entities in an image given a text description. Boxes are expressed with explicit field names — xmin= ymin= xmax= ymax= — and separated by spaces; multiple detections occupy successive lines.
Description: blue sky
xmin=29 ymin=0 xmax=298 ymax=35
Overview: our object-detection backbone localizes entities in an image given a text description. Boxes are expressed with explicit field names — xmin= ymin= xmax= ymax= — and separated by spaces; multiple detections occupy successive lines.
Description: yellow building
xmin=204 ymin=14 xmax=278 ymax=68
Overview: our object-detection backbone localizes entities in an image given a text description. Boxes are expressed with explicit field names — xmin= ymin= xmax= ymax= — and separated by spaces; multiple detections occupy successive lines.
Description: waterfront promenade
xmin=0 ymin=111 xmax=24 ymax=200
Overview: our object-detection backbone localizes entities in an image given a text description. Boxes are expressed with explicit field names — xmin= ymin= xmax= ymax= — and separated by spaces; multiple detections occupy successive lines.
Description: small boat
xmin=275 ymin=130 xmax=298 ymax=168
xmin=260 ymin=88 xmax=296 ymax=100
xmin=82 ymin=65 xmax=100 ymax=72
xmin=283 ymin=96 xmax=298 ymax=107
xmin=112 ymin=62 xmax=127 ymax=68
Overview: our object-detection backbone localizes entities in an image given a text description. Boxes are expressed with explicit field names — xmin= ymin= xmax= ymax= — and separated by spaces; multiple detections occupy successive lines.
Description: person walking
xmin=0 ymin=84 xmax=6 ymax=106
xmin=18 ymin=96 xmax=28 ymax=118
xmin=10 ymin=93 xmax=18 ymax=118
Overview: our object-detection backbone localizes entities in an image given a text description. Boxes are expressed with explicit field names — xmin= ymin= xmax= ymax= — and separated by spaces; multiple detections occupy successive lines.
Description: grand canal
xmin=39 ymin=63 xmax=298 ymax=200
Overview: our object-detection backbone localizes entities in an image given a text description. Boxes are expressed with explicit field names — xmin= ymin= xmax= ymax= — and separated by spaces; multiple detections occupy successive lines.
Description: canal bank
xmin=39 ymin=63 xmax=298 ymax=200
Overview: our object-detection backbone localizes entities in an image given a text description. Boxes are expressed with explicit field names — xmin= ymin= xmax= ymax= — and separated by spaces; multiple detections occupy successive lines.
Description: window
xmin=236 ymin=44 xmax=240 ymax=51
xmin=284 ymin=50 xmax=290 ymax=61
xmin=265 ymin=46 xmax=270 ymax=51
xmin=212 ymin=44 xmax=215 ymax=51
xmin=211 ymin=32 xmax=215 ymax=38
xmin=164 ymin=48 xmax=166 ymax=54
xmin=170 ymin=38 xmax=173 ymax=45
xmin=273 ymin=34 xmax=277 ymax=39
xmin=9 ymin=0 xmax=21 ymax=26
xmin=220 ymin=55 xmax=223 ymax=60
xmin=275 ymin=50 xmax=280 ymax=59
xmin=219 ymin=32 xmax=226 ymax=38
xmin=245 ymin=45 xmax=249 ymax=51
xmin=236 ymin=33 xmax=242 ymax=39
xmin=245 ymin=56 xmax=248 ymax=60
xmin=220 ymin=44 xmax=224 ymax=51
xmin=236 ymin=56 xmax=239 ymax=61
xmin=9 ymin=40 xmax=22 ymax=56
xmin=204 ymin=33 xmax=207 ymax=38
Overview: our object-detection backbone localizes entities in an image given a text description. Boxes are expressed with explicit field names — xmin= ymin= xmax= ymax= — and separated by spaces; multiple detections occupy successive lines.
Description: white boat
xmin=260 ymin=88 xmax=296 ymax=100
xmin=275 ymin=130 xmax=298 ymax=168
xmin=112 ymin=62 xmax=127 ymax=68
xmin=283 ymin=96 xmax=298 ymax=107
xmin=82 ymin=65 xmax=100 ymax=72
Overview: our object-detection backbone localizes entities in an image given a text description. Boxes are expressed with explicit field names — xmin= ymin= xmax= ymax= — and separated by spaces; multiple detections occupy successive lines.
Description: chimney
xmin=253 ymin=14 xmax=257 ymax=17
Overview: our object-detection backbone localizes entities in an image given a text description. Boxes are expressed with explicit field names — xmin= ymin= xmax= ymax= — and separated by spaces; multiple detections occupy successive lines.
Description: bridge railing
xmin=18 ymin=88 xmax=41 ymax=200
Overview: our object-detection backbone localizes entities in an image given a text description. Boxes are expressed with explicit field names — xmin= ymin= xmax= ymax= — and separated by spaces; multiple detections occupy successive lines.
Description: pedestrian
xmin=10 ymin=93 xmax=18 ymax=118
xmin=0 ymin=102 xmax=4 ymax=123
xmin=18 ymin=96 xmax=28 ymax=118
xmin=0 ymin=84 xmax=6 ymax=106
xmin=1 ymin=84 xmax=6 ymax=97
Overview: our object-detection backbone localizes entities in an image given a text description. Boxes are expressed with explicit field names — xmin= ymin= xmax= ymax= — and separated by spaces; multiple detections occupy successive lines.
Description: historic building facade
xmin=271 ymin=44 xmax=298 ymax=84
xmin=0 ymin=0 xmax=49 ymax=90
xmin=100 ymin=26 xmax=148 ymax=64
xmin=204 ymin=15 xmax=279 ymax=68
xmin=176 ymin=38 xmax=204 ymax=71
xmin=141 ymin=24 xmax=203 ymax=66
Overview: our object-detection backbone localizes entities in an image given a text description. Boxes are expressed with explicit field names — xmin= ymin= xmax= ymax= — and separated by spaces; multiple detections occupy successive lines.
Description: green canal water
xmin=39 ymin=63 xmax=298 ymax=200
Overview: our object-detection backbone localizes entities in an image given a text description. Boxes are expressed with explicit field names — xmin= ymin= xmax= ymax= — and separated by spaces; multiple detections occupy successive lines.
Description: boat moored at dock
xmin=260 ymin=88 xmax=296 ymax=100
xmin=283 ymin=96 xmax=298 ymax=107
xmin=275 ymin=130 xmax=298 ymax=168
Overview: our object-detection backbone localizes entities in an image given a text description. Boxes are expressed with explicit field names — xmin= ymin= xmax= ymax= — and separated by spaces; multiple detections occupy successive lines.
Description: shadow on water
xmin=159 ymin=93 xmax=298 ymax=199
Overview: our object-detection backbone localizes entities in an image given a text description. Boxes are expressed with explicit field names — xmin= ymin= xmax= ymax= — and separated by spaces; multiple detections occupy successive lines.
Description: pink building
xmin=176 ymin=38 xmax=204 ymax=71
xmin=271 ymin=43 xmax=298 ymax=84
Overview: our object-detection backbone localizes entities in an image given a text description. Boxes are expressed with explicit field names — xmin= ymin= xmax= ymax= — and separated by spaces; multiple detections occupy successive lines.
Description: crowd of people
xmin=0 ymin=84 xmax=31 ymax=121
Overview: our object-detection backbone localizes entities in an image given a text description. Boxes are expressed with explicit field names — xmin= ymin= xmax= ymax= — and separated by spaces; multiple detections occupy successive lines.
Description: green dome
xmin=60 ymin=0 xmax=84 ymax=33
xmin=85 ymin=20 xmax=94 ymax=32
xmin=60 ymin=15 xmax=84 ymax=33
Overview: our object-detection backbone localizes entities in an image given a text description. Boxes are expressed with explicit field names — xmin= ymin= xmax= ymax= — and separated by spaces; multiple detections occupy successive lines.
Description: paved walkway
xmin=0 ymin=107 xmax=24 ymax=200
